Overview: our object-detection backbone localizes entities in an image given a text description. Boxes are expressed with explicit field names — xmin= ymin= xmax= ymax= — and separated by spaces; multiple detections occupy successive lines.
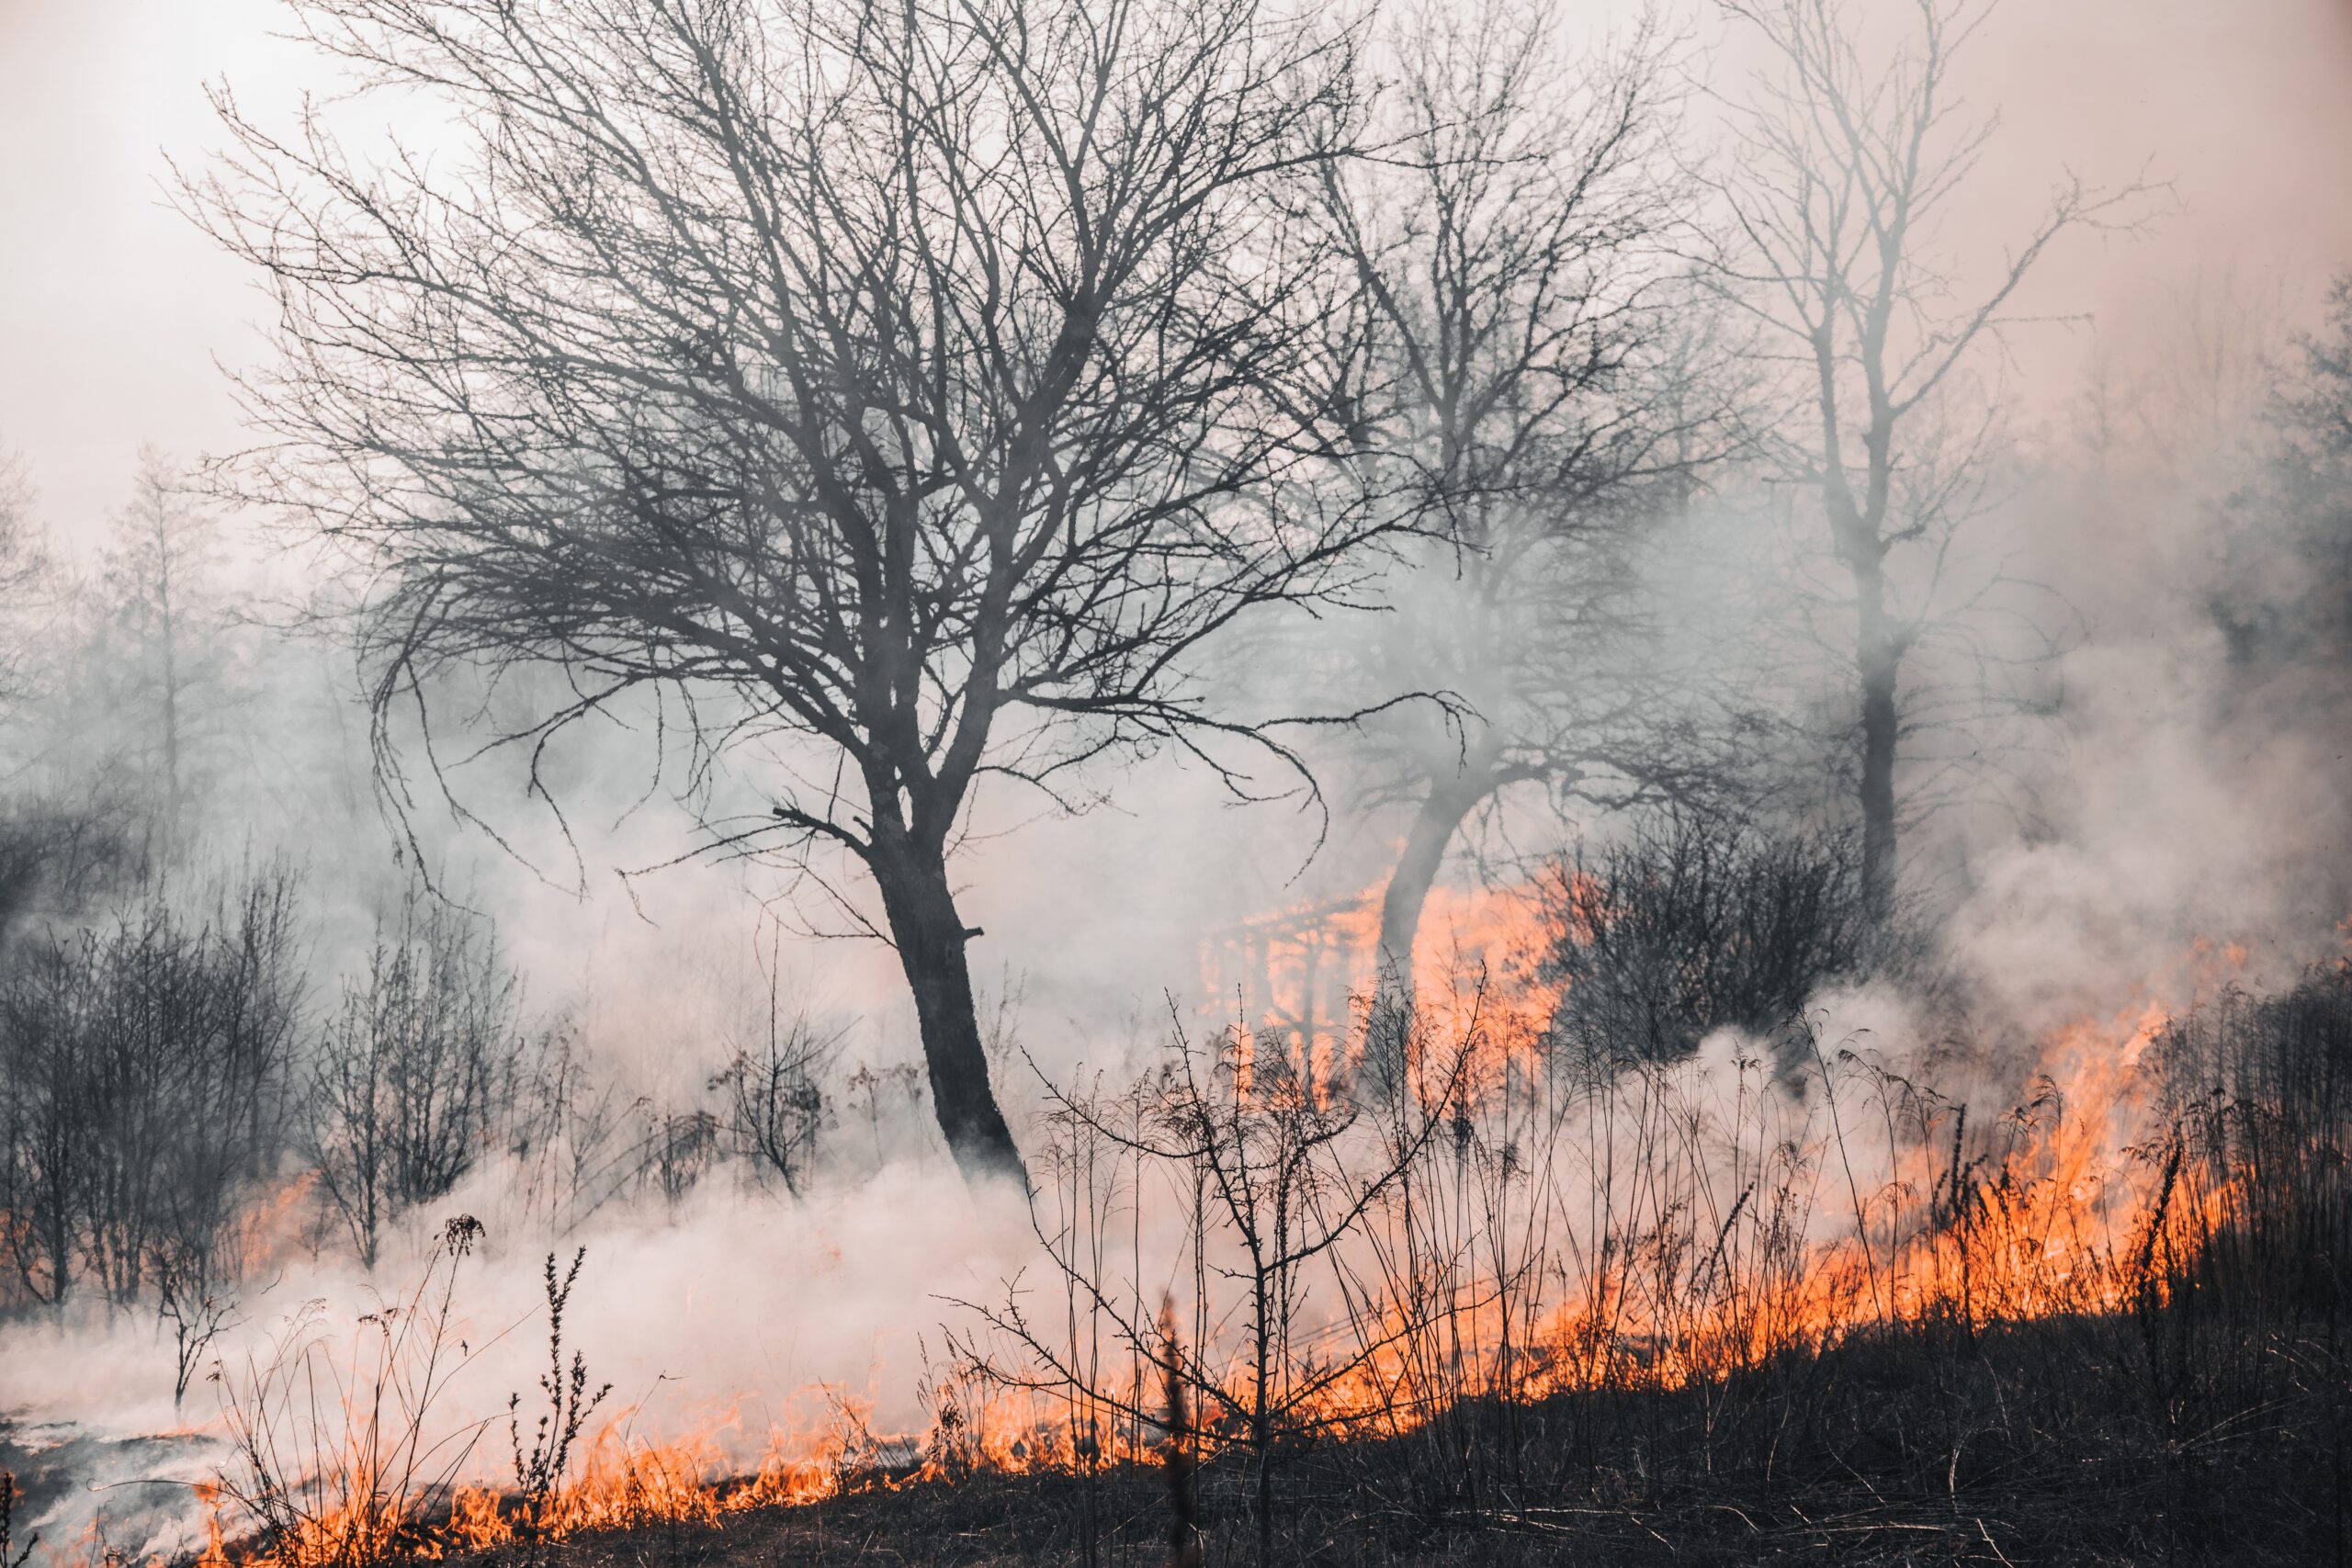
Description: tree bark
xmin=1255 ymin=1412 xmax=1274 ymax=1568
xmin=1853 ymin=559 xmax=1900 ymax=922
xmin=867 ymin=834 xmax=1028 ymax=1190
xmin=1366 ymin=776 xmax=1488 ymax=1095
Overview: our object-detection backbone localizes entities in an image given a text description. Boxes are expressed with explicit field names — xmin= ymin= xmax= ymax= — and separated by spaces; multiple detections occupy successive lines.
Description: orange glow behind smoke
xmin=1198 ymin=879 xmax=2256 ymax=1420
xmin=1201 ymin=874 xmax=1561 ymax=1100
xmin=1284 ymin=993 xmax=2227 ymax=1438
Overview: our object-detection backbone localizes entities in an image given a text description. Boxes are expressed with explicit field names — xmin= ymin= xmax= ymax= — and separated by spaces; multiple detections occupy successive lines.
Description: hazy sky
xmin=2 ymin=0 xmax=2350 ymax=541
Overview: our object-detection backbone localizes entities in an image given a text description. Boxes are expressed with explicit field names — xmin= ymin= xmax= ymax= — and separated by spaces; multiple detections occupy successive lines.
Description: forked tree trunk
xmin=1365 ymin=777 xmax=1487 ymax=1095
xmin=868 ymin=835 xmax=1028 ymax=1190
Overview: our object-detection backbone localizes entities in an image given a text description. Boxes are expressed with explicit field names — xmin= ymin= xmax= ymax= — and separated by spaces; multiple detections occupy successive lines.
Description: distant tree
xmin=0 ymin=441 xmax=52 ymax=710
xmin=2215 ymin=276 xmax=2352 ymax=688
xmin=193 ymin=0 xmax=1388 ymax=1189
xmin=1312 ymin=0 xmax=1733 ymax=1054
xmin=0 ymin=870 xmax=302 ymax=1314
xmin=0 ymin=445 xmax=132 ymax=933
xmin=1704 ymin=0 xmax=2143 ymax=919
xmin=91 ymin=446 xmax=234 ymax=861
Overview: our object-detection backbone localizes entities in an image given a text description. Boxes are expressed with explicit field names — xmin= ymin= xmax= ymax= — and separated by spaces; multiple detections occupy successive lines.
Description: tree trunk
xmin=1366 ymin=777 xmax=1488 ymax=1096
xmin=1256 ymin=1427 xmax=1274 ymax=1568
xmin=1854 ymin=560 xmax=1900 ymax=922
xmin=868 ymin=835 xmax=1029 ymax=1190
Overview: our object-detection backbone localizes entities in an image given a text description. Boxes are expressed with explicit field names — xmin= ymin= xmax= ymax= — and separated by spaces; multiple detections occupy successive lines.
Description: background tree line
xmin=181 ymin=0 xmax=2136 ymax=1185
xmin=0 ymin=0 xmax=2341 ymax=1226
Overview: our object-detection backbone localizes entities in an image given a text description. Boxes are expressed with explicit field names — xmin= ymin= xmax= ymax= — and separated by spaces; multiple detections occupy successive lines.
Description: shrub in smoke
xmin=709 ymin=1015 xmax=839 ymax=1199
xmin=501 ymin=1009 xmax=832 ymax=1224
xmin=642 ymin=1106 xmax=719 ymax=1209
xmin=306 ymin=885 xmax=526 ymax=1269
xmin=1541 ymin=815 xmax=1885 ymax=1070
xmin=0 ymin=867 xmax=302 ymax=1317
xmin=842 ymin=1060 xmax=925 ymax=1166
xmin=503 ymin=1028 xmax=638 ymax=1233
xmin=0 ymin=794 xmax=149 ymax=943
xmin=157 ymin=1243 xmax=244 ymax=1411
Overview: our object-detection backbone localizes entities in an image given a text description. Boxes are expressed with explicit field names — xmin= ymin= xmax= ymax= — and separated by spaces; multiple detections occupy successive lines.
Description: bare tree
xmin=1313 ymin=1 xmax=1733 ymax=1049
xmin=710 ymin=1012 xmax=836 ymax=1197
xmin=0 ymin=943 xmax=84 ymax=1307
xmin=191 ymin=0 xmax=1387 ymax=1188
xmin=0 ymin=869 xmax=303 ymax=1317
xmin=308 ymin=884 xmax=526 ymax=1268
xmin=1704 ymin=0 xmax=2143 ymax=918
xmin=0 ymin=443 xmax=50 ymax=710
xmin=2216 ymin=274 xmax=2352 ymax=691
xmin=0 ymin=446 xmax=149 ymax=935
xmin=952 ymin=1020 xmax=1466 ymax=1568
xmin=98 ymin=446 xmax=231 ymax=861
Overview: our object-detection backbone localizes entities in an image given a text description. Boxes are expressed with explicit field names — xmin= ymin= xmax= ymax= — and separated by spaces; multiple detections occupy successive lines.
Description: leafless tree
xmin=0 ymin=446 xmax=183 ymax=913
xmin=100 ymin=446 xmax=230 ymax=861
xmin=0 ymin=943 xmax=84 ymax=1307
xmin=1703 ymin=0 xmax=2143 ymax=918
xmin=952 ymin=1019 xmax=1466 ymax=1567
xmin=2217 ymin=274 xmax=2352 ymax=692
xmin=1312 ymin=1 xmax=1736 ymax=1050
xmin=0 ymin=869 xmax=303 ymax=1316
xmin=710 ymin=1012 xmax=837 ymax=1197
xmin=506 ymin=1029 xmax=647 ymax=1230
xmin=307 ymin=884 xmax=526 ymax=1268
xmin=0 ymin=797 xmax=147 ymax=942
xmin=0 ymin=443 xmax=51 ymax=711
xmin=190 ymin=0 xmax=1391 ymax=1189
xmin=641 ymin=1103 xmax=722 ymax=1207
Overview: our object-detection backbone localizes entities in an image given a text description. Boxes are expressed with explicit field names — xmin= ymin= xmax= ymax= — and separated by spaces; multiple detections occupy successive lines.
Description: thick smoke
xmin=2 ymin=1 xmax=2351 ymax=1562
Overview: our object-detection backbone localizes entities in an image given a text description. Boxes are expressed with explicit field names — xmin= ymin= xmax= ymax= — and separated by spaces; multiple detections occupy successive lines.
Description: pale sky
xmin=2 ymin=0 xmax=2350 ymax=544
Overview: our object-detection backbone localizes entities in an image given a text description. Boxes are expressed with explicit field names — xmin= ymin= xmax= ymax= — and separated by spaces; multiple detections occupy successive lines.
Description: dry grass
xmin=175 ymin=956 xmax=2352 ymax=1568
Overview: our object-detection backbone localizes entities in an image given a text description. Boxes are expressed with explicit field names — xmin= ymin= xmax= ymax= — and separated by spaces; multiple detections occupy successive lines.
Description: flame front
xmin=153 ymin=882 xmax=2324 ymax=1568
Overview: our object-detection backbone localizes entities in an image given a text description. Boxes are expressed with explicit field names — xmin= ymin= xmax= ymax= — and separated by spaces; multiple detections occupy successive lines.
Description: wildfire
xmin=125 ymin=908 xmax=2314 ymax=1568
xmin=196 ymin=1409 xmax=945 ymax=1568
xmin=1293 ymin=985 xmax=2228 ymax=1430
xmin=1201 ymin=872 xmax=1560 ymax=1100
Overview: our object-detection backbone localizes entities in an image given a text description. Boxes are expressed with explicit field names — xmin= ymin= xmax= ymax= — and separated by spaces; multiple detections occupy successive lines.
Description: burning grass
xmin=114 ymin=948 xmax=2347 ymax=1568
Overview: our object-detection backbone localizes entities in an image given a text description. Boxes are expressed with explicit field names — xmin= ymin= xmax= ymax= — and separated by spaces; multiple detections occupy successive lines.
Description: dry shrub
xmin=1542 ymin=815 xmax=1884 ymax=1067
xmin=212 ymin=1216 xmax=493 ymax=1568
xmin=307 ymin=886 xmax=526 ymax=1269
xmin=0 ymin=867 xmax=302 ymax=1348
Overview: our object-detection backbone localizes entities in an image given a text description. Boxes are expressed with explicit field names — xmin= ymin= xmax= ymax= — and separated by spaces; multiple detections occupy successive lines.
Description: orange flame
xmin=167 ymin=892 xmax=2303 ymax=1568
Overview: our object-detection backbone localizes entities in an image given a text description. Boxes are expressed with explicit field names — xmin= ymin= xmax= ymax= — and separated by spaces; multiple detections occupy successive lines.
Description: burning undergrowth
xmin=0 ymin=0 xmax=2346 ymax=1562
xmin=7 ymin=896 xmax=2344 ymax=1568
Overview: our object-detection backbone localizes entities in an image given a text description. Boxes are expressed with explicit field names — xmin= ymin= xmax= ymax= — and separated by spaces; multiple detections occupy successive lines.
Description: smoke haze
xmin=3 ymin=1 xmax=2351 ymax=1562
